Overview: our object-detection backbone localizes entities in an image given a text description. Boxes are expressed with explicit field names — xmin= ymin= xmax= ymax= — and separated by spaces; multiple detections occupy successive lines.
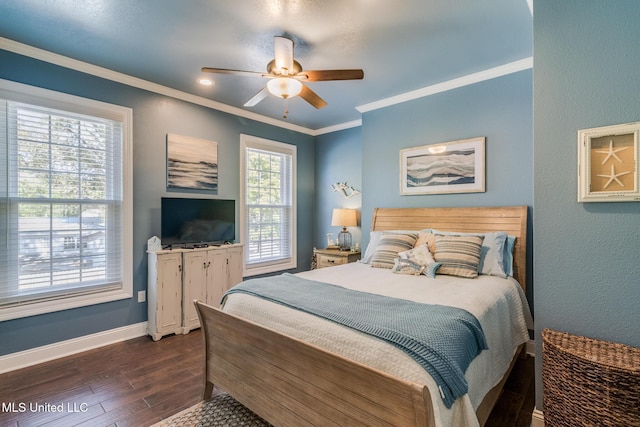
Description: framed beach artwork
xmin=166 ymin=133 xmax=218 ymax=192
xmin=578 ymin=122 xmax=640 ymax=202
xmin=400 ymin=137 xmax=485 ymax=195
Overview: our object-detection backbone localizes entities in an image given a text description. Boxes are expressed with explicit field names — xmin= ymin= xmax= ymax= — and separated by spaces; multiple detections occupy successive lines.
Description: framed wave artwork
xmin=400 ymin=137 xmax=485 ymax=195
xmin=166 ymin=133 xmax=218 ymax=192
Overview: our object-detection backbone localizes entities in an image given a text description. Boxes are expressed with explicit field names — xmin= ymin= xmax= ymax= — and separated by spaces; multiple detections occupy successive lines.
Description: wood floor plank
xmin=15 ymin=402 xmax=105 ymax=427
xmin=0 ymin=330 xmax=535 ymax=427
xmin=70 ymin=399 xmax=150 ymax=427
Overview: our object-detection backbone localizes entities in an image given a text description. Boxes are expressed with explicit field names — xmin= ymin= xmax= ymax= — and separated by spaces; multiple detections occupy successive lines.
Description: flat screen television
xmin=161 ymin=197 xmax=235 ymax=247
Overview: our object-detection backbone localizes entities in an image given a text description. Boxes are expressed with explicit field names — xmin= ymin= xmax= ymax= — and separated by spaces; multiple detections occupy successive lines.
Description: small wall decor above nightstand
xmin=331 ymin=182 xmax=361 ymax=198
xmin=313 ymin=248 xmax=361 ymax=269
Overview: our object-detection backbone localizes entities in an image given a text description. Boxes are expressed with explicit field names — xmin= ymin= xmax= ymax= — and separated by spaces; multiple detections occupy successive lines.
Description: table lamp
xmin=331 ymin=208 xmax=357 ymax=251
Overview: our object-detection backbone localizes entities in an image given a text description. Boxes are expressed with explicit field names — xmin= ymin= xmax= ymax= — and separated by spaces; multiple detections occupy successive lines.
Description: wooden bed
xmin=194 ymin=205 xmax=529 ymax=426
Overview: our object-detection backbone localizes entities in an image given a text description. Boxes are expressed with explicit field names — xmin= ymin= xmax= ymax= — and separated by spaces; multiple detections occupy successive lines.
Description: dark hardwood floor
xmin=0 ymin=330 xmax=534 ymax=427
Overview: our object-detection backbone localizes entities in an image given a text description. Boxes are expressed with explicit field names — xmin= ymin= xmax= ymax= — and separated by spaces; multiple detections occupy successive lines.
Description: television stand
xmin=146 ymin=243 xmax=244 ymax=340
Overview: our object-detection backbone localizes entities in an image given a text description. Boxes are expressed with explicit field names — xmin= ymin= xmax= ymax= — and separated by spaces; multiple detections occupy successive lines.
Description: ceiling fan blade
xmin=274 ymin=36 xmax=294 ymax=74
xmin=301 ymin=69 xmax=364 ymax=81
xmin=299 ymin=84 xmax=328 ymax=109
xmin=244 ymin=87 xmax=269 ymax=107
xmin=201 ymin=67 xmax=267 ymax=78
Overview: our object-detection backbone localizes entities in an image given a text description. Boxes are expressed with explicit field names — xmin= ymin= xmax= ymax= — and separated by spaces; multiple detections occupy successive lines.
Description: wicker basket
xmin=542 ymin=328 xmax=640 ymax=426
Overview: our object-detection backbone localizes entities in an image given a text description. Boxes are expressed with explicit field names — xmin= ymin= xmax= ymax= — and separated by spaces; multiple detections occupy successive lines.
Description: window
xmin=0 ymin=79 xmax=132 ymax=321
xmin=240 ymin=134 xmax=296 ymax=276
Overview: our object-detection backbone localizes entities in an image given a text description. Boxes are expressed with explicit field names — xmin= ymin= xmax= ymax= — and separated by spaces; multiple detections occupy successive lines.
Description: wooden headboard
xmin=371 ymin=206 xmax=528 ymax=290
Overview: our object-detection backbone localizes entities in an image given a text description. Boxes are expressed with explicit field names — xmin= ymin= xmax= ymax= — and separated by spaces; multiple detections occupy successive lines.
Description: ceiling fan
xmin=202 ymin=36 xmax=364 ymax=114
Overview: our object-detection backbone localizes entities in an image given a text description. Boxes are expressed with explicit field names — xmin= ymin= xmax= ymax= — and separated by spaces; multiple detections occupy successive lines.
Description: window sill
xmin=0 ymin=288 xmax=132 ymax=322
xmin=243 ymin=260 xmax=297 ymax=277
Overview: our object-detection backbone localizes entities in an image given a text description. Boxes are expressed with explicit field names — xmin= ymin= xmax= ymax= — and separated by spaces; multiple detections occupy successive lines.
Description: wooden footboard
xmin=195 ymin=300 xmax=436 ymax=426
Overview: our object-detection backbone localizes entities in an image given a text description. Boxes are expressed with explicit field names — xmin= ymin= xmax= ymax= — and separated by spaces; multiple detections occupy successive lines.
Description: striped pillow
xmin=370 ymin=232 xmax=419 ymax=269
xmin=434 ymin=234 xmax=484 ymax=278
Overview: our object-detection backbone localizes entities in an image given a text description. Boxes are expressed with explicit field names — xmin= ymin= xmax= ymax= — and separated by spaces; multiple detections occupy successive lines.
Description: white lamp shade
xmin=267 ymin=77 xmax=302 ymax=99
xmin=331 ymin=208 xmax=357 ymax=227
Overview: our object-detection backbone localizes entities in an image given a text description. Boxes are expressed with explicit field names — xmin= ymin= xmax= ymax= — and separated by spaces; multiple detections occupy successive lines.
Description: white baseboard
xmin=0 ymin=322 xmax=148 ymax=374
xmin=531 ymin=408 xmax=544 ymax=427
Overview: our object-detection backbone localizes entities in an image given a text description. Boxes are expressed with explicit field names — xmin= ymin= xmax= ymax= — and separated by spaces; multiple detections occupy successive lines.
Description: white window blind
xmin=0 ymin=80 xmax=132 ymax=320
xmin=240 ymin=134 xmax=296 ymax=276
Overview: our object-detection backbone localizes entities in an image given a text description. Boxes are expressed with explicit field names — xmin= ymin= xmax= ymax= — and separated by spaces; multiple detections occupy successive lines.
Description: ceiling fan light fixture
xmin=267 ymin=77 xmax=302 ymax=99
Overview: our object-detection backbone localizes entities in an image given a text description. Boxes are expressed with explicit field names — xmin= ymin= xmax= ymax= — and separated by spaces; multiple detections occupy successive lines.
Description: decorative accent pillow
xmin=370 ymin=232 xmax=419 ymax=269
xmin=434 ymin=234 xmax=484 ymax=278
xmin=399 ymin=244 xmax=436 ymax=266
xmin=398 ymin=242 xmax=442 ymax=279
xmin=391 ymin=258 xmax=425 ymax=275
xmin=398 ymin=244 xmax=441 ymax=278
xmin=423 ymin=262 xmax=442 ymax=279
xmin=414 ymin=231 xmax=436 ymax=253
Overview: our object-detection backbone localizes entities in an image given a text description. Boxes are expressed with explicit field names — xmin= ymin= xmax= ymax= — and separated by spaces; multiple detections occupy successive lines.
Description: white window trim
xmin=240 ymin=134 xmax=296 ymax=277
xmin=0 ymin=79 xmax=133 ymax=321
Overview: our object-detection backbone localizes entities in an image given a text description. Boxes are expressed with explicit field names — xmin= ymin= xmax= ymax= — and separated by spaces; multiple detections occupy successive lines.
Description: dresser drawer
xmin=313 ymin=249 xmax=361 ymax=269
xmin=317 ymin=254 xmax=348 ymax=268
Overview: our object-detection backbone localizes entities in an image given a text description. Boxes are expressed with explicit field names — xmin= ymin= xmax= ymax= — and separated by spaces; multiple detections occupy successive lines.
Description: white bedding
xmin=223 ymin=262 xmax=533 ymax=427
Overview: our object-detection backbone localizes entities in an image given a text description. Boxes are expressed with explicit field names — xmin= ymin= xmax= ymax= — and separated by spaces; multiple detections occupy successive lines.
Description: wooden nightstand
xmin=313 ymin=248 xmax=361 ymax=269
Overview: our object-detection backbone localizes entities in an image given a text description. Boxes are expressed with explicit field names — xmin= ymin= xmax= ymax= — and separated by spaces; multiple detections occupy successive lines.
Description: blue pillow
xmin=424 ymin=262 xmax=442 ymax=279
xmin=503 ymin=235 xmax=516 ymax=277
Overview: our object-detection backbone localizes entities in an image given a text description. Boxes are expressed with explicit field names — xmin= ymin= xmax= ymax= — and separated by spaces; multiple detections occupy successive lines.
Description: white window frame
xmin=240 ymin=134 xmax=297 ymax=276
xmin=0 ymin=79 xmax=133 ymax=321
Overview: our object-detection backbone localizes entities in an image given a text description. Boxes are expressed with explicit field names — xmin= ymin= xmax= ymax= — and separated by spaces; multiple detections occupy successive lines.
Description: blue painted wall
xmin=0 ymin=50 xmax=315 ymax=356
xmin=360 ymin=70 xmax=534 ymax=301
xmin=533 ymin=0 xmax=640 ymax=410
xmin=314 ymin=127 xmax=362 ymax=251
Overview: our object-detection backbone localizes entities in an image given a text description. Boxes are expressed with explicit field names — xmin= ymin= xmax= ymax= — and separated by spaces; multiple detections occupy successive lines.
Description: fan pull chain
xmin=283 ymin=97 xmax=289 ymax=119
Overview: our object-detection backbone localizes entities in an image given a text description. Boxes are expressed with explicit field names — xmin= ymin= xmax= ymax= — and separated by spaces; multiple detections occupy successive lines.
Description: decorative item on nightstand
xmin=331 ymin=208 xmax=357 ymax=251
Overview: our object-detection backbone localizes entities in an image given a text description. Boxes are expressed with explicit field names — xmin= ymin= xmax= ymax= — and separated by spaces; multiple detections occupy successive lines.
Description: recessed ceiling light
xmin=198 ymin=78 xmax=214 ymax=86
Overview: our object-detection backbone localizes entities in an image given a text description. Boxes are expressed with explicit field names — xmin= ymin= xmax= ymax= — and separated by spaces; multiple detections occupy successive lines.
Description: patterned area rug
xmin=153 ymin=392 xmax=271 ymax=427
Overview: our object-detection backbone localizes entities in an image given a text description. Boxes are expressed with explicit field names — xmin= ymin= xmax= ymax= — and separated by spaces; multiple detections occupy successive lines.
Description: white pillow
xmin=361 ymin=231 xmax=383 ymax=264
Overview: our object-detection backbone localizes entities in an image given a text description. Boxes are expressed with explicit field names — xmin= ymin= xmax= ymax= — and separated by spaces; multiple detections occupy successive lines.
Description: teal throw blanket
xmin=223 ymin=273 xmax=488 ymax=408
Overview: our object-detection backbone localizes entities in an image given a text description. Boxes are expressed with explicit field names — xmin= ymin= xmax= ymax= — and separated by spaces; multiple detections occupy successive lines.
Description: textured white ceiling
xmin=0 ymin=0 xmax=532 ymax=131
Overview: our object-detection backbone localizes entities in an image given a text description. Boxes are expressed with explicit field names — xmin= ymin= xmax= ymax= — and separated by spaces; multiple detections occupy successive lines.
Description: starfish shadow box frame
xmin=578 ymin=121 xmax=640 ymax=202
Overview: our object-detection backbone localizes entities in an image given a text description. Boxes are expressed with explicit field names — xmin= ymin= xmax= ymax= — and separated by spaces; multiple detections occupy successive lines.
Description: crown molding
xmin=356 ymin=57 xmax=533 ymax=114
xmin=0 ymin=37 xmax=316 ymax=136
xmin=2 ymin=37 xmax=532 ymax=136
xmin=312 ymin=119 xmax=362 ymax=136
